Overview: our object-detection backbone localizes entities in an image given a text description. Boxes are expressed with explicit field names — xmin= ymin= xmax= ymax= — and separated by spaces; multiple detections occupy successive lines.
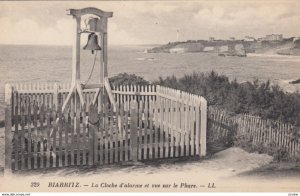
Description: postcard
xmin=0 ymin=0 xmax=299 ymax=193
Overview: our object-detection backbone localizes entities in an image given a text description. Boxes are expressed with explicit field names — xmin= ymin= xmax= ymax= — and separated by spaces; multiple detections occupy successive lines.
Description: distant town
xmin=209 ymin=34 xmax=297 ymax=42
xmin=147 ymin=34 xmax=300 ymax=57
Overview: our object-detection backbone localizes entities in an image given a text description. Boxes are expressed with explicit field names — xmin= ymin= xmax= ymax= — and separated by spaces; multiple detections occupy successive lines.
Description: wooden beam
xmin=76 ymin=83 xmax=85 ymax=106
xmin=82 ymin=83 xmax=104 ymax=89
xmin=112 ymin=90 xmax=156 ymax=96
xmin=92 ymin=88 xmax=101 ymax=105
xmin=72 ymin=16 xmax=81 ymax=85
xmin=103 ymin=21 xmax=108 ymax=77
xmin=4 ymin=84 xmax=12 ymax=105
xmin=104 ymin=78 xmax=116 ymax=111
xmin=67 ymin=7 xmax=113 ymax=18
xmin=62 ymin=84 xmax=76 ymax=113
xmin=4 ymin=106 xmax=12 ymax=176
xmin=15 ymin=88 xmax=98 ymax=94
xmin=99 ymin=20 xmax=106 ymax=112
xmin=53 ymin=83 xmax=58 ymax=109
xmin=200 ymin=97 xmax=207 ymax=157
xmin=130 ymin=101 xmax=138 ymax=162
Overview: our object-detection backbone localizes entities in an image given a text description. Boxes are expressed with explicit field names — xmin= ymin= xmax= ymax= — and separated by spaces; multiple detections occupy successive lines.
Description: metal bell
xmin=83 ymin=33 xmax=101 ymax=54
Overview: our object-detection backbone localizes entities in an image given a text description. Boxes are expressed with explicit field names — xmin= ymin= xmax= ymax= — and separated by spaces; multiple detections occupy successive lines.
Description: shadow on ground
xmin=238 ymin=161 xmax=300 ymax=179
xmin=9 ymin=156 xmax=203 ymax=177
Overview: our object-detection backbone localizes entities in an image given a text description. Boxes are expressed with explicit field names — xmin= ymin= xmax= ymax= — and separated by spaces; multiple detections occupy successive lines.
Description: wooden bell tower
xmin=62 ymin=7 xmax=114 ymax=112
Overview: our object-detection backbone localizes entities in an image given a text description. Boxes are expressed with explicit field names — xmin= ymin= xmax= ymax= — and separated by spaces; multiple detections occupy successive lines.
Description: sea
xmin=0 ymin=44 xmax=300 ymax=121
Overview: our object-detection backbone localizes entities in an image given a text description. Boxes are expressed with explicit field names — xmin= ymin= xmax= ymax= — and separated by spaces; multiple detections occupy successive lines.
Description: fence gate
xmin=4 ymin=83 xmax=207 ymax=172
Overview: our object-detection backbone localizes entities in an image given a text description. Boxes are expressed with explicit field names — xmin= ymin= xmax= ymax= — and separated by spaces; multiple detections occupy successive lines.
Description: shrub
xmin=153 ymin=71 xmax=300 ymax=126
xmin=234 ymin=134 xmax=256 ymax=153
xmin=110 ymin=71 xmax=300 ymax=161
xmin=234 ymin=135 xmax=289 ymax=162
xmin=109 ymin=73 xmax=150 ymax=86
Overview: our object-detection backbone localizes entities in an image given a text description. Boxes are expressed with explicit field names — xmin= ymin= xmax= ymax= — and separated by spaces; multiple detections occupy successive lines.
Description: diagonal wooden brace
xmin=76 ymin=83 xmax=86 ymax=107
xmin=104 ymin=77 xmax=116 ymax=112
xmin=62 ymin=83 xmax=76 ymax=113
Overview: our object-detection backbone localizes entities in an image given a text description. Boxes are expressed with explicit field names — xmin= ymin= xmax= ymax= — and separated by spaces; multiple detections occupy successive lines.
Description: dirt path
xmin=1 ymin=127 xmax=299 ymax=191
xmin=11 ymin=147 xmax=272 ymax=178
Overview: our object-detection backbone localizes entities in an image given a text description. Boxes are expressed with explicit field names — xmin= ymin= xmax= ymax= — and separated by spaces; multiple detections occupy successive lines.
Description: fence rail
xmin=112 ymin=84 xmax=207 ymax=156
xmin=4 ymin=81 xmax=207 ymax=172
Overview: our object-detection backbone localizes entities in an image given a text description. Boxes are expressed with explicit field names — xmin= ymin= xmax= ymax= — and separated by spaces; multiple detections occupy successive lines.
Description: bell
xmin=83 ymin=33 xmax=101 ymax=54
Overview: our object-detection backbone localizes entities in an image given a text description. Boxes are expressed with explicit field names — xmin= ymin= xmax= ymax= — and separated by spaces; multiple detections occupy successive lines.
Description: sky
xmin=0 ymin=1 xmax=300 ymax=46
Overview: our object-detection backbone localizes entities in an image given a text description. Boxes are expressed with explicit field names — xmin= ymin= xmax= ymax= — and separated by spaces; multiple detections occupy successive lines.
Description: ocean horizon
xmin=0 ymin=44 xmax=300 ymax=121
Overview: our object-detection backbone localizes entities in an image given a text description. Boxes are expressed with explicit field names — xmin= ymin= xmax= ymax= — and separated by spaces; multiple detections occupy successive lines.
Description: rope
xmin=83 ymin=50 xmax=98 ymax=87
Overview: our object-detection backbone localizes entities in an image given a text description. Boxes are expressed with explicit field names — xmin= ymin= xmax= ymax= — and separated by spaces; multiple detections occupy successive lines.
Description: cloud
xmin=0 ymin=8 xmax=145 ymax=46
xmin=0 ymin=1 xmax=300 ymax=45
xmin=0 ymin=17 xmax=73 ymax=45
xmin=109 ymin=22 xmax=143 ymax=45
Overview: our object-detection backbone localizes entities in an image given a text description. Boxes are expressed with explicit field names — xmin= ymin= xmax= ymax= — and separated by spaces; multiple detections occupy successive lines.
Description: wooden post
xmin=97 ymin=19 xmax=104 ymax=112
xmin=72 ymin=16 xmax=81 ymax=85
xmin=200 ymin=97 xmax=207 ymax=157
xmin=72 ymin=16 xmax=81 ymax=140
xmin=103 ymin=18 xmax=108 ymax=77
xmin=53 ymin=83 xmax=58 ymax=109
xmin=4 ymin=84 xmax=13 ymax=175
xmin=4 ymin=107 xmax=12 ymax=176
xmin=5 ymin=84 xmax=12 ymax=107
xmin=104 ymin=78 xmax=116 ymax=111
xmin=130 ymin=101 xmax=138 ymax=162
xmin=97 ymin=18 xmax=108 ymax=112
xmin=88 ymin=104 xmax=98 ymax=165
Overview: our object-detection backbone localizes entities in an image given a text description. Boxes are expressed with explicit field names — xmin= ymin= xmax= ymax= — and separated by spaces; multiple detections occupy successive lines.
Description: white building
xmin=169 ymin=47 xmax=186 ymax=53
xmin=293 ymin=37 xmax=300 ymax=43
xmin=209 ymin=37 xmax=215 ymax=42
xmin=244 ymin=36 xmax=256 ymax=42
xmin=203 ymin=46 xmax=214 ymax=52
xmin=265 ymin=34 xmax=283 ymax=41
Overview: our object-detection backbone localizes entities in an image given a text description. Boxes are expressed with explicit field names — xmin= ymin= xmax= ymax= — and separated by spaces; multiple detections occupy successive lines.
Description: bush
xmin=234 ymin=134 xmax=257 ymax=153
xmin=110 ymin=71 xmax=300 ymax=161
xmin=153 ymin=71 xmax=300 ymax=126
xmin=109 ymin=73 xmax=150 ymax=86
xmin=234 ymin=135 xmax=291 ymax=162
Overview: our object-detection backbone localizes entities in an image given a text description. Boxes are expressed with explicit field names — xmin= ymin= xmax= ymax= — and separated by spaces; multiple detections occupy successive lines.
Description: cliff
xmin=146 ymin=38 xmax=300 ymax=56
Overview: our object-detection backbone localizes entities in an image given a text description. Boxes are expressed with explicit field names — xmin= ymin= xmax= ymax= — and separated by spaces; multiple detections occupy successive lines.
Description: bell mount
xmin=62 ymin=7 xmax=114 ymax=113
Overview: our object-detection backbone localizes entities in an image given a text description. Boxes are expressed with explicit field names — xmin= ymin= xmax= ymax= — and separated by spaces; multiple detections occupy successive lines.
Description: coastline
xmin=247 ymin=53 xmax=300 ymax=58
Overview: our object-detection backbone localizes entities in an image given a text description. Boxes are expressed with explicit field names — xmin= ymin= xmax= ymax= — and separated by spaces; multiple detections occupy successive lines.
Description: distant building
xmin=257 ymin=37 xmax=264 ymax=42
xmin=244 ymin=36 xmax=256 ymax=42
xmin=169 ymin=47 xmax=186 ymax=53
xmin=265 ymin=34 xmax=283 ymax=41
xmin=293 ymin=37 xmax=300 ymax=43
xmin=219 ymin=45 xmax=229 ymax=52
xmin=209 ymin=37 xmax=215 ymax=42
xmin=203 ymin=46 xmax=215 ymax=52
xmin=229 ymin=37 xmax=235 ymax=41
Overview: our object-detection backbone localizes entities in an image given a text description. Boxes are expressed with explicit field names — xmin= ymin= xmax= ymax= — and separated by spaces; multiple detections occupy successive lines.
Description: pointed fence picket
xmin=207 ymin=106 xmax=300 ymax=157
xmin=4 ymin=82 xmax=207 ymax=173
xmin=8 ymin=82 xmax=299 ymax=173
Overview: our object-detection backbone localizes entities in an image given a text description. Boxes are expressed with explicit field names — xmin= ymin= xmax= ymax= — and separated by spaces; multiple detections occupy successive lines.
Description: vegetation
xmin=109 ymin=73 xmax=150 ymax=86
xmin=153 ymin=71 xmax=300 ymax=126
xmin=110 ymin=72 xmax=300 ymax=162
xmin=110 ymin=71 xmax=300 ymax=126
xmin=233 ymin=134 xmax=294 ymax=162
